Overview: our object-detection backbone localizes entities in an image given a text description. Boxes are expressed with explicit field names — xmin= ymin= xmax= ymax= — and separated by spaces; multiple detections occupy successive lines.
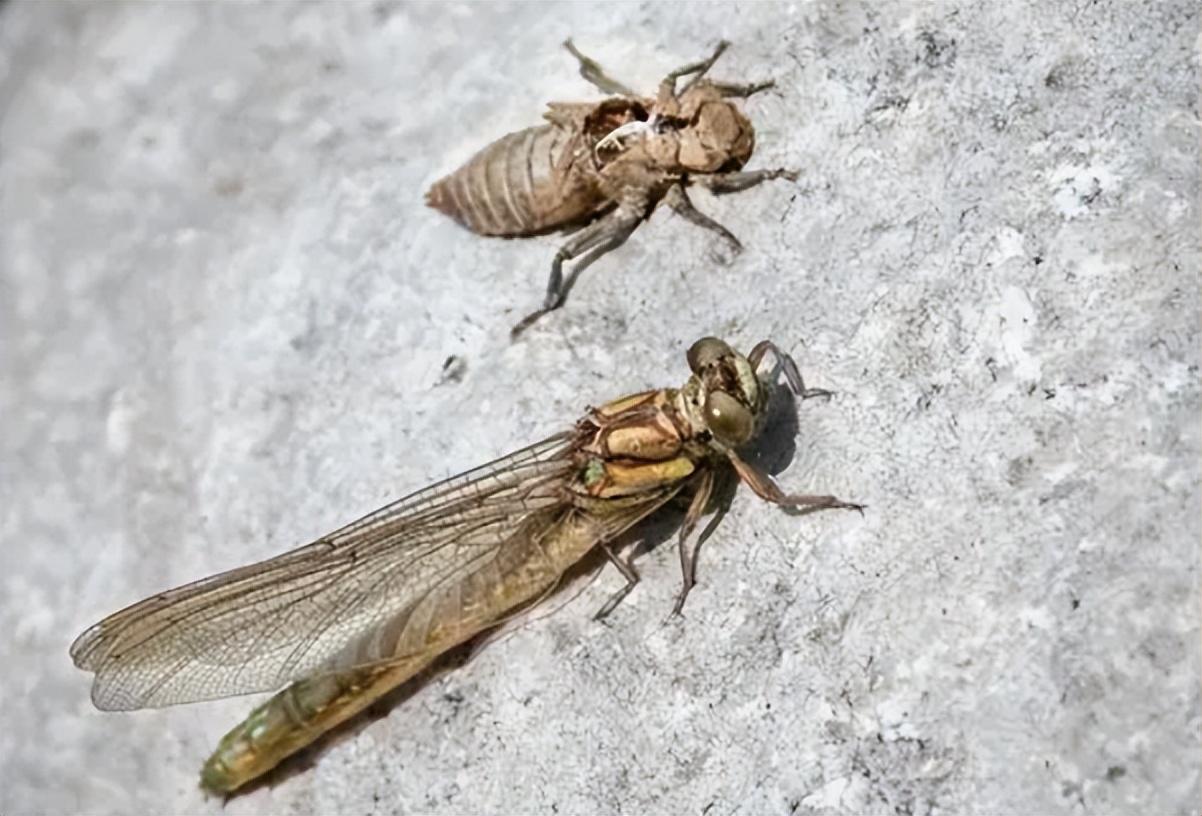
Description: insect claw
xmin=671 ymin=582 xmax=694 ymax=617
xmin=818 ymin=498 xmax=864 ymax=514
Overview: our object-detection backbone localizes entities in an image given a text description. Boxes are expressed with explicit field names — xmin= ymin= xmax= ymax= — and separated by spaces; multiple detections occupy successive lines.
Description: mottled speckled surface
xmin=2 ymin=1 xmax=1198 ymax=814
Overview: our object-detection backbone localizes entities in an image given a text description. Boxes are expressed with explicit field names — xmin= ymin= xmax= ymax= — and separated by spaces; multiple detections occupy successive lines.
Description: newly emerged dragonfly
xmin=70 ymin=337 xmax=861 ymax=794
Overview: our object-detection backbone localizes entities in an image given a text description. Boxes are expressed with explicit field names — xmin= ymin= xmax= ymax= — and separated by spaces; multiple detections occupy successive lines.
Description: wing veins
xmin=76 ymin=434 xmax=582 ymax=708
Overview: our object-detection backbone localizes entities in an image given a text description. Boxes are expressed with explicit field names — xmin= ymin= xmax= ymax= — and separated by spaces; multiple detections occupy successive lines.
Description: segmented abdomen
xmin=426 ymin=124 xmax=599 ymax=236
xmin=199 ymin=504 xmax=593 ymax=793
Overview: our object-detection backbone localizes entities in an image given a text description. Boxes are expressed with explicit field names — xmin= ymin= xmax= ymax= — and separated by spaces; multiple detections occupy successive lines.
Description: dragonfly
xmin=70 ymin=337 xmax=861 ymax=794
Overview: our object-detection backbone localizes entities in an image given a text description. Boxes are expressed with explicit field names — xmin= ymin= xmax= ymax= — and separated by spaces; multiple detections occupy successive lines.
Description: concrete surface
xmin=2 ymin=1 xmax=1198 ymax=814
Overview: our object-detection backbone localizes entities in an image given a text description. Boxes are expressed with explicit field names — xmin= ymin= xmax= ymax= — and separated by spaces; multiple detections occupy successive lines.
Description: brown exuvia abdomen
xmin=426 ymin=124 xmax=602 ymax=236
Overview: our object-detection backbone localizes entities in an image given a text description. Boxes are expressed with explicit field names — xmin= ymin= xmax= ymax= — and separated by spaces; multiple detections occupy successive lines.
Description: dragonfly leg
xmin=690 ymin=168 xmax=798 ymax=195
xmin=728 ymin=450 xmax=864 ymax=514
xmin=594 ymin=543 xmax=640 ymax=620
xmin=747 ymin=340 xmax=833 ymax=400
xmin=672 ymin=469 xmax=717 ymax=615
xmin=663 ymin=184 xmax=742 ymax=252
xmin=563 ymin=39 xmax=636 ymax=96
xmin=512 ymin=204 xmax=643 ymax=338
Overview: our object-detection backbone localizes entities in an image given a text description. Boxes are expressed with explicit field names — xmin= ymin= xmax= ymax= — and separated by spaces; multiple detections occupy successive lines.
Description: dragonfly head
xmin=682 ymin=337 xmax=763 ymax=449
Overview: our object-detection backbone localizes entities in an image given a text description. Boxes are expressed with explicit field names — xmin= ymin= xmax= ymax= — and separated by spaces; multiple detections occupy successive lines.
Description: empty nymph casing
xmin=426 ymin=40 xmax=797 ymax=335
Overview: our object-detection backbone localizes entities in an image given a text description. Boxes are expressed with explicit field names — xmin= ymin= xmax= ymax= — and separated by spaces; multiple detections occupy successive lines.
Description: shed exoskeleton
xmin=426 ymin=40 xmax=797 ymax=336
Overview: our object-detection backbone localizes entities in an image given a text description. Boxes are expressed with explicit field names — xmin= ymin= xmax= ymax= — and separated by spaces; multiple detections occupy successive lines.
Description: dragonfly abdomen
xmin=199 ymin=507 xmax=598 ymax=794
xmin=200 ymin=660 xmax=425 ymax=794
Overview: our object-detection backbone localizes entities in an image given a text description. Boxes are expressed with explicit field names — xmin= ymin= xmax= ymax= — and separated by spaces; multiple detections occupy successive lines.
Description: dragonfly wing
xmin=70 ymin=433 xmax=585 ymax=711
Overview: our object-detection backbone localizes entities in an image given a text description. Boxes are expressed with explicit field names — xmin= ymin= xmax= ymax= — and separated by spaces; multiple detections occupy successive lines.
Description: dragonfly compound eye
xmin=704 ymin=390 xmax=754 ymax=447
xmin=687 ymin=337 xmax=732 ymax=373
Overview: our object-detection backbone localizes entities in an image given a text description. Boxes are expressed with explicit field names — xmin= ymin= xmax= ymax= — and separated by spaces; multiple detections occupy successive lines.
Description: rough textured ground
xmin=2 ymin=2 xmax=1198 ymax=814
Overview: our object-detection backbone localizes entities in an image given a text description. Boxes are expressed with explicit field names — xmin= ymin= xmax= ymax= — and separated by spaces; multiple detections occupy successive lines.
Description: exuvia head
xmin=674 ymin=86 xmax=755 ymax=173
xmin=683 ymin=336 xmax=763 ymax=448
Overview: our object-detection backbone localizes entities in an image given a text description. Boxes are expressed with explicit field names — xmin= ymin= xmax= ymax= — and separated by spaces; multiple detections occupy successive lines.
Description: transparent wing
xmin=71 ymin=433 xmax=593 ymax=711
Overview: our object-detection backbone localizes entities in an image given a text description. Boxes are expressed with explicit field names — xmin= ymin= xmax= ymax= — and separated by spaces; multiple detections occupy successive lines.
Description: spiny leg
xmin=672 ymin=469 xmax=716 ymax=616
xmin=728 ymin=449 xmax=864 ymax=514
xmin=708 ymin=78 xmax=776 ymax=98
xmin=594 ymin=542 xmax=641 ymax=621
xmin=542 ymin=207 xmax=642 ymax=309
xmin=748 ymin=340 xmax=832 ymax=400
xmin=511 ymin=232 xmax=631 ymax=337
xmin=663 ymin=184 xmax=742 ymax=252
xmin=691 ymin=168 xmax=799 ymax=195
xmin=691 ymin=467 xmax=736 ymax=572
xmin=663 ymin=40 xmax=730 ymax=99
xmin=511 ymin=205 xmax=642 ymax=338
xmin=657 ymin=40 xmax=730 ymax=112
xmin=563 ymin=39 xmax=636 ymax=96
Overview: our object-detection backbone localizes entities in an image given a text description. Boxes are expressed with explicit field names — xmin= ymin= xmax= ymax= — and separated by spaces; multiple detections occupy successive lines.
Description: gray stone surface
xmin=2 ymin=1 xmax=1198 ymax=814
